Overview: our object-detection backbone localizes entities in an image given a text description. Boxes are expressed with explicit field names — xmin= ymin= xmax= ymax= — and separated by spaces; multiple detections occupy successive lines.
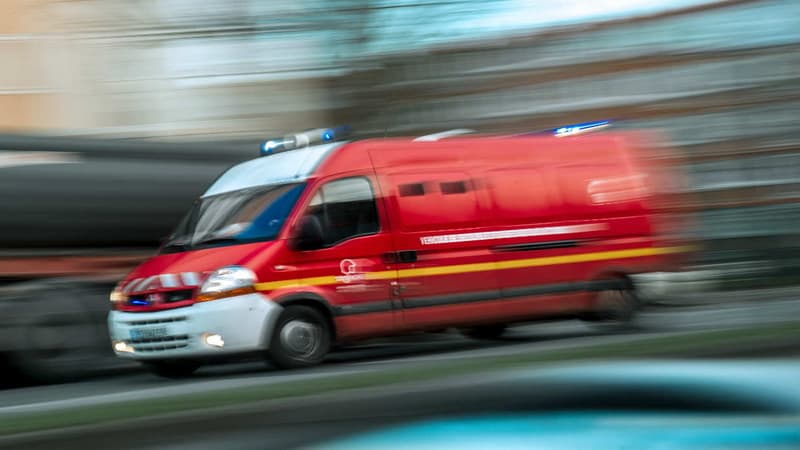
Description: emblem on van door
xmin=336 ymin=259 xmax=366 ymax=284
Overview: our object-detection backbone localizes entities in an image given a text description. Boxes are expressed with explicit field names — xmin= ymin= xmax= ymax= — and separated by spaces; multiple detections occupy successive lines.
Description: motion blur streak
xmin=0 ymin=151 xmax=81 ymax=169
xmin=0 ymin=1 xmax=799 ymax=449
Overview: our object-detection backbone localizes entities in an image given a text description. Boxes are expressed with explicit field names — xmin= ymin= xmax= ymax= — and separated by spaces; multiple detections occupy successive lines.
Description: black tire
xmin=268 ymin=305 xmax=331 ymax=369
xmin=583 ymin=281 xmax=640 ymax=330
xmin=141 ymin=360 xmax=200 ymax=378
xmin=460 ymin=324 xmax=507 ymax=340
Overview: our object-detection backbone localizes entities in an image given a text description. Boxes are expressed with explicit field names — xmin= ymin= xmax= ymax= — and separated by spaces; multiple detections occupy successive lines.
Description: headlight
xmin=197 ymin=266 xmax=257 ymax=302
xmin=109 ymin=283 xmax=128 ymax=309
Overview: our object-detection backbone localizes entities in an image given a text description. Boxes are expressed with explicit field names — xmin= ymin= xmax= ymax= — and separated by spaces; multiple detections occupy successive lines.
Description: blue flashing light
xmin=552 ymin=119 xmax=611 ymax=137
xmin=259 ymin=125 xmax=352 ymax=156
xmin=130 ymin=299 xmax=150 ymax=306
xmin=322 ymin=125 xmax=352 ymax=142
xmin=260 ymin=136 xmax=296 ymax=156
xmin=262 ymin=140 xmax=279 ymax=154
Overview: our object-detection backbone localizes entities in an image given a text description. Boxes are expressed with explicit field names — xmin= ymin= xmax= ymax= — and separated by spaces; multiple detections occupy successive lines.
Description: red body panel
xmin=115 ymin=242 xmax=279 ymax=312
xmin=117 ymin=133 xmax=686 ymax=342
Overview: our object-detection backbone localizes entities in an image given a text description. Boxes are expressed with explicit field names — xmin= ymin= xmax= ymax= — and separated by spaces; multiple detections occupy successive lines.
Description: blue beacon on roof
xmin=260 ymin=126 xmax=351 ymax=156
xmin=553 ymin=119 xmax=611 ymax=137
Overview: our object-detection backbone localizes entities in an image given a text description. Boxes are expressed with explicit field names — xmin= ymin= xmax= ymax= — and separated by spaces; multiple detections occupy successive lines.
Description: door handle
xmin=397 ymin=250 xmax=417 ymax=263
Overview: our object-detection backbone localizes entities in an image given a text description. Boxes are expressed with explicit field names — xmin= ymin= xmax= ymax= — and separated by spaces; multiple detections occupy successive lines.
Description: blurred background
xmin=2 ymin=0 xmax=798 ymax=272
xmin=1 ymin=1 xmax=800 ymax=445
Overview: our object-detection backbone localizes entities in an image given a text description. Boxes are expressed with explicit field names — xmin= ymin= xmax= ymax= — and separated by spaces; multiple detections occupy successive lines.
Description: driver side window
xmin=307 ymin=177 xmax=380 ymax=247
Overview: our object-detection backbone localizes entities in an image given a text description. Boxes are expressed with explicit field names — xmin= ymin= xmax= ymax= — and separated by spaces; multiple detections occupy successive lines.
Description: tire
xmin=141 ymin=360 xmax=200 ymax=378
xmin=583 ymin=281 xmax=640 ymax=330
xmin=267 ymin=305 xmax=331 ymax=369
xmin=460 ymin=324 xmax=507 ymax=340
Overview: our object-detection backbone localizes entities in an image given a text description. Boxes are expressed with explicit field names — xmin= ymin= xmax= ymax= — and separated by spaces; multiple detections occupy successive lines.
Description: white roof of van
xmin=202 ymin=142 xmax=343 ymax=197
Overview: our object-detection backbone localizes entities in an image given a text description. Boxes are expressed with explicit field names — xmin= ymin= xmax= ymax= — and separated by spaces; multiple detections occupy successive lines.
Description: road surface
xmin=2 ymin=288 xmax=799 ymax=409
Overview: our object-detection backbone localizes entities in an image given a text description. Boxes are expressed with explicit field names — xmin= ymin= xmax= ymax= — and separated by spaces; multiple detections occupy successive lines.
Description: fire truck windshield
xmin=161 ymin=182 xmax=307 ymax=253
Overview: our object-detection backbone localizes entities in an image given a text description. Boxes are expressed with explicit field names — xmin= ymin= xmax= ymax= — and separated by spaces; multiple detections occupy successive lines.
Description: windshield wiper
xmin=161 ymin=239 xmax=190 ymax=253
xmin=193 ymin=236 xmax=241 ymax=247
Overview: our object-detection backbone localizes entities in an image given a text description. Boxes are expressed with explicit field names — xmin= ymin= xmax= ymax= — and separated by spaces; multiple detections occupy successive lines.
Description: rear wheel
xmin=460 ymin=324 xmax=507 ymax=340
xmin=141 ymin=360 xmax=200 ymax=378
xmin=267 ymin=305 xmax=331 ymax=369
xmin=583 ymin=280 xmax=640 ymax=330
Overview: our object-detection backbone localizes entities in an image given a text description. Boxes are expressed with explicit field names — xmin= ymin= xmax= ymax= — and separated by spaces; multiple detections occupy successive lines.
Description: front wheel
xmin=141 ymin=360 xmax=200 ymax=378
xmin=267 ymin=305 xmax=331 ymax=369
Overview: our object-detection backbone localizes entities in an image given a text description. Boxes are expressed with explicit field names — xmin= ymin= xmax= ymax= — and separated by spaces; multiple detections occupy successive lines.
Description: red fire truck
xmin=108 ymin=125 xmax=689 ymax=377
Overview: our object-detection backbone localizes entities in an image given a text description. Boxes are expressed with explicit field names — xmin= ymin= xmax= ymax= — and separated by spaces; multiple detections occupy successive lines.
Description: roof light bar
xmin=260 ymin=125 xmax=351 ymax=156
xmin=553 ymin=120 xmax=611 ymax=137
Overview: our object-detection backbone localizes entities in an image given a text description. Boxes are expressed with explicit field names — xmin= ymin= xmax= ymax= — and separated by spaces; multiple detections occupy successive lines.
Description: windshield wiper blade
xmin=161 ymin=240 xmax=190 ymax=252
xmin=193 ymin=236 xmax=240 ymax=247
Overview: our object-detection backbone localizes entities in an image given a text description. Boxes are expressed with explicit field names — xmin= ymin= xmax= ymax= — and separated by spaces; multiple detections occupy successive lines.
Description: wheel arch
xmin=587 ymin=267 xmax=637 ymax=292
xmin=273 ymin=292 xmax=338 ymax=340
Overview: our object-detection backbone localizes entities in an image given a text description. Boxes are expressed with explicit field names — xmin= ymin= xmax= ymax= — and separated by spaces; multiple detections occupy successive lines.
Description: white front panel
xmin=108 ymin=293 xmax=282 ymax=360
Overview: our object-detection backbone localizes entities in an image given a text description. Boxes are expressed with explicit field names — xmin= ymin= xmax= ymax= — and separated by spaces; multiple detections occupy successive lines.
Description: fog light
xmin=113 ymin=341 xmax=134 ymax=353
xmin=203 ymin=333 xmax=225 ymax=348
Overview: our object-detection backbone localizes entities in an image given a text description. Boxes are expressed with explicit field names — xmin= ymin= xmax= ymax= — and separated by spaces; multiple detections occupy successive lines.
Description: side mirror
xmin=289 ymin=215 xmax=324 ymax=251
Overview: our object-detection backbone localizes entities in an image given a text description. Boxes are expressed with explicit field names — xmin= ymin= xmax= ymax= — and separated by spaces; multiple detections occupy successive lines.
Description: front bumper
xmin=107 ymin=293 xmax=282 ymax=360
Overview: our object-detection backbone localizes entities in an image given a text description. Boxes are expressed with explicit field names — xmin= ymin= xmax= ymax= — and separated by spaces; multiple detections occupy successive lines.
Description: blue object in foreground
xmin=314 ymin=361 xmax=800 ymax=450
xmin=316 ymin=412 xmax=800 ymax=450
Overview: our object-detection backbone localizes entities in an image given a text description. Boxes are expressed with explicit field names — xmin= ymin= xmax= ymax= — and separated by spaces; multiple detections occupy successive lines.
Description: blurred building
xmin=1 ymin=0 xmax=799 ymax=271
xmin=338 ymin=0 xmax=800 ymax=269
xmin=0 ymin=0 xmax=359 ymax=138
xmin=0 ymin=0 xmax=66 ymax=130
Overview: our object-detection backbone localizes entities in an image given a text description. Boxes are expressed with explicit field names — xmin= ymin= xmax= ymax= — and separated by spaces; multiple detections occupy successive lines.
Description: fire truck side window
xmin=308 ymin=177 xmax=380 ymax=246
xmin=391 ymin=172 xmax=480 ymax=231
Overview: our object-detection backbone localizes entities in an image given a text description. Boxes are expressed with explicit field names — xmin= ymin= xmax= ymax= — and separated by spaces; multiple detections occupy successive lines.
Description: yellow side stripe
xmin=365 ymin=271 xmax=398 ymax=281
xmin=254 ymin=245 xmax=692 ymax=292
xmin=495 ymin=246 xmax=685 ymax=271
xmin=397 ymin=261 xmax=496 ymax=278
xmin=256 ymin=275 xmax=340 ymax=291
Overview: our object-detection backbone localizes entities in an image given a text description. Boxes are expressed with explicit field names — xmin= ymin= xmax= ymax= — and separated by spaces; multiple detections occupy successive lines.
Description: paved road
xmin=2 ymin=289 xmax=799 ymax=412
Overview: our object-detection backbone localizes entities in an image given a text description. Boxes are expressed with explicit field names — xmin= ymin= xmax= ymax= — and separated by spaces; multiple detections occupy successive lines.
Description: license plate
xmin=130 ymin=327 xmax=168 ymax=340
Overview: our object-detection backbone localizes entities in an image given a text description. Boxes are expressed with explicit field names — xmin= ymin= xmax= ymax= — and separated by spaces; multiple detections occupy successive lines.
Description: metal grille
xmin=130 ymin=335 xmax=191 ymax=353
xmin=124 ymin=316 xmax=188 ymax=326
